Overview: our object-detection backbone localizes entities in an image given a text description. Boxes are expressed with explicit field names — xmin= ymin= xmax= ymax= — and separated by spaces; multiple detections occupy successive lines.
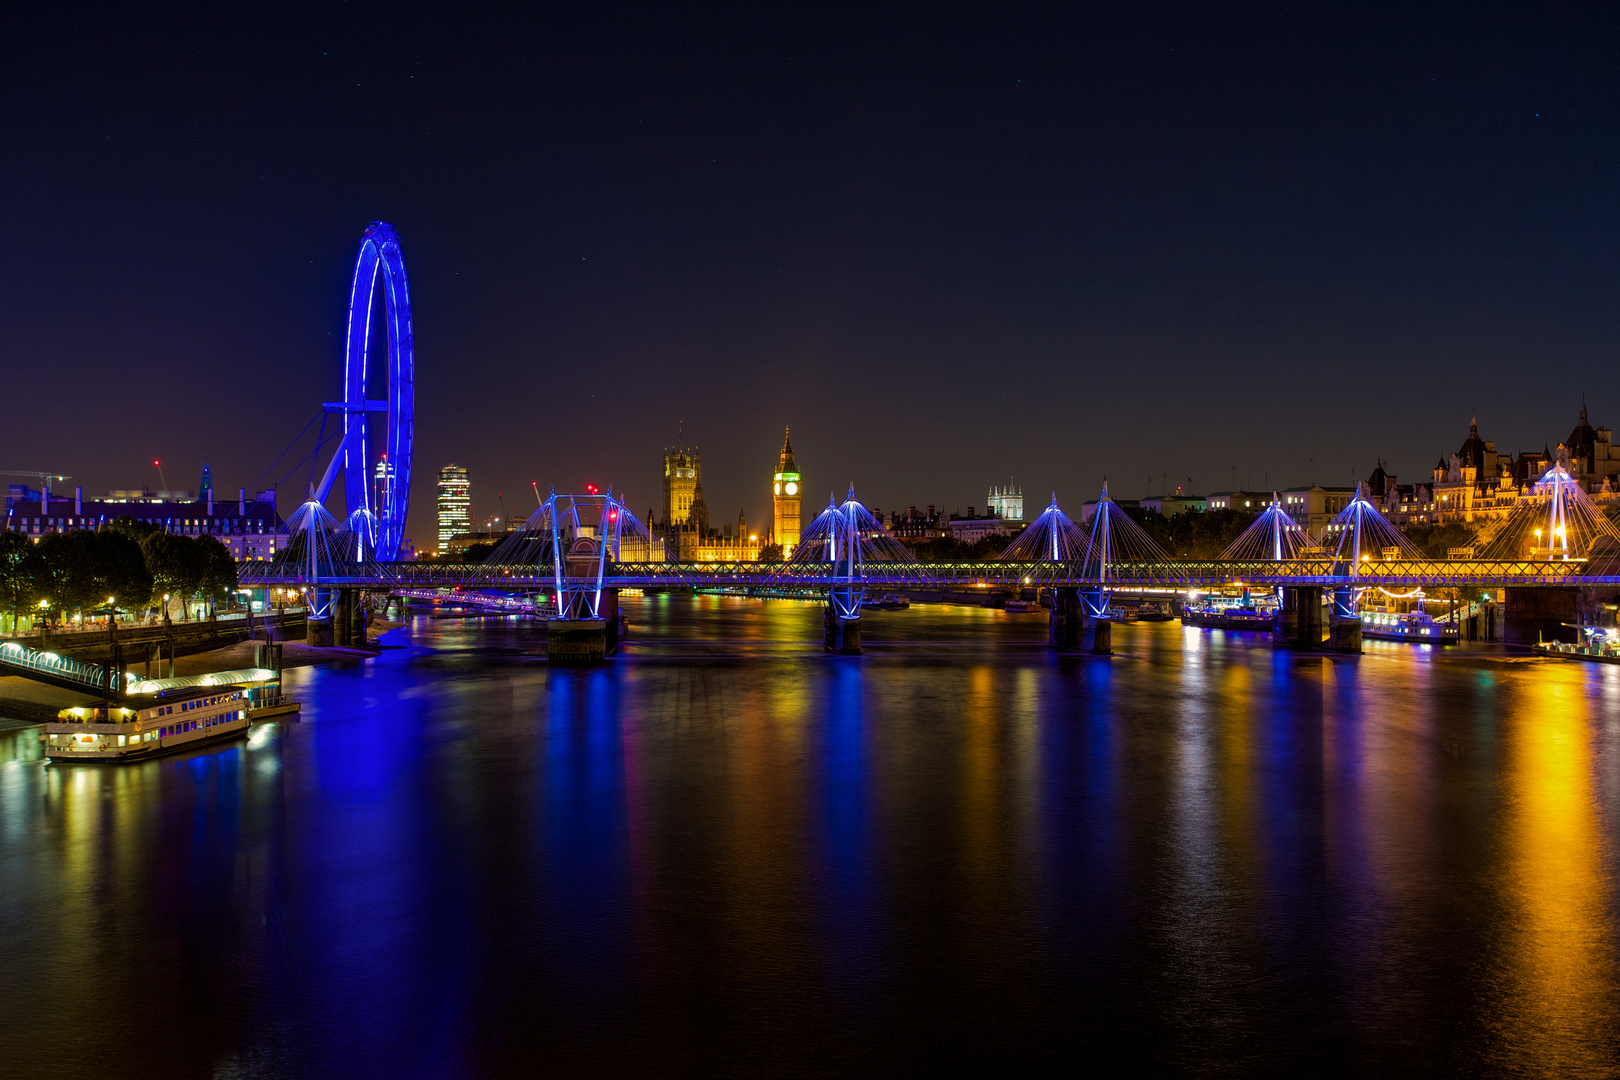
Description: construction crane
xmin=1 ymin=469 xmax=71 ymax=496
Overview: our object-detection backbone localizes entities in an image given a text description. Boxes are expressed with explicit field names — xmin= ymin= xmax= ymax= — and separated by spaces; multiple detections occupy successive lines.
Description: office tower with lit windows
xmin=437 ymin=465 xmax=470 ymax=551
xmin=373 ymin=457 xmax=396 ymax=518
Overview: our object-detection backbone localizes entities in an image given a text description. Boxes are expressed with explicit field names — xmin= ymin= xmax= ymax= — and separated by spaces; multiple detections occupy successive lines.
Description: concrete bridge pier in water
xmin=1049 ymin=586 xmax=1111 ymax=655
xmin=548 ymin=589 xmax=620 ymax=665
xmin=1502 ymin=586 xmax=1579 ymax=647
xmin=1273 ymin=585 xmax=1361 ymax=653
xmin=824 ymin=587 xmax=862 ymax=655
xmin=307 ymin=588 xmax=371 ymax=648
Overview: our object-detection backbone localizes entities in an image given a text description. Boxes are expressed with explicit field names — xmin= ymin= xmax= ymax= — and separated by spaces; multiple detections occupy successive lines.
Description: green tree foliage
xmin=33 ymin=532 xmax=85 ymax=624
xmin=196 ymin=536 xmax=239 ymax=610
xmin=0 ymin=531 xmax=43 ymax=629
xmin=87 ymin=530 xmax=153 ymax=614
xmin=905 ymin=534 xmax=1012 ymax=561
xmin=0 ymin=526 xmax=234 ymax=627
xmin=756 ymin=543 xmax=784 ymax=563
xmin=35 ymin=531 xmax=157 ymax=622
xmin=1402 ymin=521 xmax=1479 ymax=559
xmin=1125 ymin=507 xmax=1258 ymax=560
xmin=460 ymin=542 xmax=496 ymax=565
xmin=140 ymin=531 xmax=205 ymax=618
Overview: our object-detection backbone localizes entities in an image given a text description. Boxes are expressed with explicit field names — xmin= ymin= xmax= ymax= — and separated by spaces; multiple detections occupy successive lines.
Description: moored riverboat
xmin=1181 ymin=605 xmax=1276 ymax=631
xmin=1360 ymin=610 xmax=1458 ymax=645
xmin=42 ymin=683 xmax=297 ymax=763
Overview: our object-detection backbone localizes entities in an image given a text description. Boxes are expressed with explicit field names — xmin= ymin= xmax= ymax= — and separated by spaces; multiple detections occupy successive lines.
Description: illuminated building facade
xmin=987 ymin=482 xmax=1023 ymax=522
xmin=649 ymin=445 xmax=764 ymax=561
xmin=663 ymin=449 xmax=699 ymax=525
xmin=1276 ymin=486 xmax=1357 ymax=533
xmin=773 ymin=427 xmax=801 ymax=556
xmin=374 ymin=458 xmax=396 ymax=518
xmin=3 ymin=482 xmax=285 ymax=561
xmin=437 ymin=465 xmax=470 ymax=552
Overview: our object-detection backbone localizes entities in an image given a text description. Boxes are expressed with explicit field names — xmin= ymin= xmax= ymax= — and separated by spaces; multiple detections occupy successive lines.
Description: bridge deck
xmin=0 ymin=642 xmax=122 ymax=698
xmin=241 ymin=558 xmax=1620 ymax=590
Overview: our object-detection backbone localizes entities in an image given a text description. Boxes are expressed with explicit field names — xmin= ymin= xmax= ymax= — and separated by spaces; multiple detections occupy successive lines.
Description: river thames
xmin=2 ymin=597 xmax=1618 ymax=1077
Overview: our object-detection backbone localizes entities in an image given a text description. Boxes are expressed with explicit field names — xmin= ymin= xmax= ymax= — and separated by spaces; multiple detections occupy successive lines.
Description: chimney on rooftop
xmin=75 ymin=486 xmax=82 ymax=515
xmin=238 ymin=488 xmax=246 ymax=515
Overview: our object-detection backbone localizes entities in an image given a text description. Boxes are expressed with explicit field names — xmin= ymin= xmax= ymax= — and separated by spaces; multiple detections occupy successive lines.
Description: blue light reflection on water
xmin=0 ymin=600 xmax=1618 ymax=1078
xmin=812 ymin=658 xmax=881 ymax=1011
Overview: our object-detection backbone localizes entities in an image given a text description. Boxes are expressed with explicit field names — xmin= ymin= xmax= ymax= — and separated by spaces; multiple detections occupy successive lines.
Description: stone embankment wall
xmin=7 ymin=613 xmax=309 ymax=667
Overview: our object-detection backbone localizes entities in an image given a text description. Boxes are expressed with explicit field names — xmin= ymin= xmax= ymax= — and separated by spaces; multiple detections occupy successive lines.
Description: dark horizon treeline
xmin=0 ymin=521 xmax=239 ymax=629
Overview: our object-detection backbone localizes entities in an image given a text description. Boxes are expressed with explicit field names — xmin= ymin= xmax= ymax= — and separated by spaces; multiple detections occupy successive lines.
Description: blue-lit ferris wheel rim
xmin=342 ymin=221 xmax=414 ymax=562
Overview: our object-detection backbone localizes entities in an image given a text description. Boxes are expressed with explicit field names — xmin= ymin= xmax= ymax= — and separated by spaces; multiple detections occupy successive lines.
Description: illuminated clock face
xmin=785 ymin=482 xmax=798 ymax=495
xmin=774 ymin=482 xmax=781 ymax=495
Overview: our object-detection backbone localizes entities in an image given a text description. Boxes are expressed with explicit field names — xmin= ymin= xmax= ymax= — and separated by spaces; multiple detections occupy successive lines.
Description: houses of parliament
xmin=649 ymin=428 xmax=801 ymax=561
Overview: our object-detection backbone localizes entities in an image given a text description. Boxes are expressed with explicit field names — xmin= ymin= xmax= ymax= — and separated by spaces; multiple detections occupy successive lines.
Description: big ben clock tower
xmin=772 ymin=426 xmax=801 ymax=556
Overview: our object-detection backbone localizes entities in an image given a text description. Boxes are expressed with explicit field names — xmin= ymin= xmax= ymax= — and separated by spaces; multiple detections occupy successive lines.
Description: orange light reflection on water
xmin=1492 ymin=668 xmax=1618 ymax=1076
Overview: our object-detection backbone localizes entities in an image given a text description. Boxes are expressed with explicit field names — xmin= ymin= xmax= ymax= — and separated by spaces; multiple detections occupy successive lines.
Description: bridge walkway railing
xmin=239 ymin=558 xmax=1620 ymax=590
xmin=0 ymin=642 xmax=121 ymax=698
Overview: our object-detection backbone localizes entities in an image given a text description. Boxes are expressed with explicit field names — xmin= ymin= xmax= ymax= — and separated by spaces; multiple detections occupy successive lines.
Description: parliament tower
xmin=772 ymin=427 xmax=801 ymax=556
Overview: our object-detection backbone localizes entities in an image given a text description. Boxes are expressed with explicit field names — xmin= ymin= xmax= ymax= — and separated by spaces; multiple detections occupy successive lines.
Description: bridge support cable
xmin=248 ymin=494 xmax=399 ymax=617
xmin=1076 ymin=482 xmax=1172 ymax=619
xmin=998 ymin=494 xmax=1089 ymax=587
xmin=783 ymin=486 xmax=926 ymax=654
xmin=1320 ymin=485 xmax=1423 ymax=574
xmin=1221 ymin=494 xmax=1312 ymax=561
xmin=477 ymin=490 xmax=663 ymax=663
xmin=1475 ymin=459 xmax=1620 ymax=563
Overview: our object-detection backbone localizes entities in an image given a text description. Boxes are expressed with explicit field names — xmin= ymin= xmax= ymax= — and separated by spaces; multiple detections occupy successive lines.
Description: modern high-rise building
xmin=437 ymin=465 xmax=470 ymax=551
xmin=772 ymin=427 xmax=801 ymax=556
xmin=373 ymin=457 xmax=396 ymax=516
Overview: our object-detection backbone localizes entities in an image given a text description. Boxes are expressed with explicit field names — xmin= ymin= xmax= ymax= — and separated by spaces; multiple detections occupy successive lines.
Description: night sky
xmin=4 ymin=3 xmax=1619 ymax=544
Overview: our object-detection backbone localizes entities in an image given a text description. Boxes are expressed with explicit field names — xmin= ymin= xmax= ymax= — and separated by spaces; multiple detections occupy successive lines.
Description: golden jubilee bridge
xmin=241 ymin=480 xmax=1620 ymax=660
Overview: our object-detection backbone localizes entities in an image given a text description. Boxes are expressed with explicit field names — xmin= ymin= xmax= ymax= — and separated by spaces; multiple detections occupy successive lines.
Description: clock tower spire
xmin=772 ymin=426 xmax=801 ymax=557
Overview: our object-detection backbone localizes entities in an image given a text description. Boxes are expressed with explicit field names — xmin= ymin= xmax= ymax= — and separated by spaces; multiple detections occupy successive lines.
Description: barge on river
xmin=43 ymin=683 xmax=296 ymax=763
xmin=1360 ymin=610 xmax=1458 ymax=645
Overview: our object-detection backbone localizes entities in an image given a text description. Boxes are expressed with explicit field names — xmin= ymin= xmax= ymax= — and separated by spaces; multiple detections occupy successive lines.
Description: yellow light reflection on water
xmin=1494 ymin=669 xmax=1617 ymax=1074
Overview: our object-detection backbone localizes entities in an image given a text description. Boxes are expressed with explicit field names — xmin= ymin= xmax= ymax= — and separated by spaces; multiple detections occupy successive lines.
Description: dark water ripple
xmin=2 ymin=596 xmax=1617 ymax=1078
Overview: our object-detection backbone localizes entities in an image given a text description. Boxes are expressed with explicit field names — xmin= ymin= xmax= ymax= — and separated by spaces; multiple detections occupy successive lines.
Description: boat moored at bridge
xmin=1360 ymin=610 xmax=1458 ymax=644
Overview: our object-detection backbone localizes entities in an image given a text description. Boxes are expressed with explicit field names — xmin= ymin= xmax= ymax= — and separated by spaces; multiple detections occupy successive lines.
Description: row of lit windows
xmin=7 ymin=517 xmax=270 ymax=532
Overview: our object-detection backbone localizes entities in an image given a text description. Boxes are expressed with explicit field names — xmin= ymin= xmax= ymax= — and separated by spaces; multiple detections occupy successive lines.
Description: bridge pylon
xmin=481 ymin=489 xmax=663 ymax=664
xmin=785 ymin=486 xmax=922 ymax=655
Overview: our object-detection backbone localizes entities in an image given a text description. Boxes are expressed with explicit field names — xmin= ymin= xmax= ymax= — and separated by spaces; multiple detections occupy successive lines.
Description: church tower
xmin=772 ymin=427 xmax=801 ymax=556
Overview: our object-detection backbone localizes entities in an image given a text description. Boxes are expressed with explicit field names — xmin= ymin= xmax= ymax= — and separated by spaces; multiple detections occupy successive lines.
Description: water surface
xmin=2 ymin=597 xmax=1617 ymax=1077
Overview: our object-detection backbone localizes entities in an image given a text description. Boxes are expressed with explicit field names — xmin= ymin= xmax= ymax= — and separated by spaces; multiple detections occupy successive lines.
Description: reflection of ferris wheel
xmin=313 ymin=222 xmax=415 ymax=561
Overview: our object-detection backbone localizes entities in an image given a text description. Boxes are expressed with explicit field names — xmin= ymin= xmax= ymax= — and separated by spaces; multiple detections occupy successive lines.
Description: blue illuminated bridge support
xmin=822 ymin=498 xmax=866 ymax=656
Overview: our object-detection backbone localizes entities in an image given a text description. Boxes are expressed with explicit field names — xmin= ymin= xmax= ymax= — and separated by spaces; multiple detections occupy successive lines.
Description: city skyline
xmin=28 ymin=397 xmax=1606 ymax=550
